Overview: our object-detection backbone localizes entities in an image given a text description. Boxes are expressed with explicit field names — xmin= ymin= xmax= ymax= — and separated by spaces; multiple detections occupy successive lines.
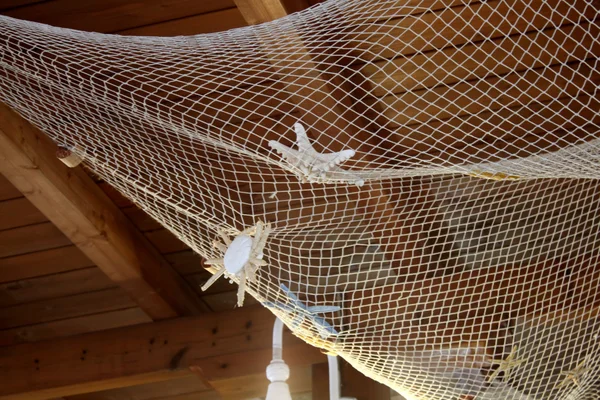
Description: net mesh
xmin=1 ymin=0 xmax=600 ymax=398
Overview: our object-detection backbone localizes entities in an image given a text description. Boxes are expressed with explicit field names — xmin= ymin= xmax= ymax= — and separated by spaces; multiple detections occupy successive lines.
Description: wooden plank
xmin=360 ymin=21 xmax=600 ymax=97
xmin=166 ymin=251 xmax=205 ymax=276
xmin=0 ymin=287 xmax=136 ymax=330
xmin=97 ymin=181 xmax=133 ymax=208
xmin=312 ymin=363 xmax=330 ymax=400
xmin=0 ymin=103 xmax=206 ymax=319
xmin=0 ymin=197 xmax=46 ymax=230
xmin=145 ymin=228 xmax=191 ymax=254
xmin=341 ymin=361 xmax=390 ymax=400
xmin=0 ymin=308 xmax=151 ymax=347
xmin=349 ymin=0 xmax=597 ymax=62
xmin=0 ymin=175 xmax=21 ymax=201
xmin=235 ymin=0 xmax=288 ymax=24
xmin=119 ymin=8 xmax=248 ymax=36
xmin=0 ymin=246 xmax=94 ymax=284
xmin=0 ymin=223 xmax=70 ymax=259
xmin=151 ymin=392 xmax=221 ymax=400
xmin=66 ymin=374 xmax=210 ymax=400
xmin=0 ymin=306 xmax=326 ymax=400
xmin=71 ymin=389 xmax=221 ymax=400
xmin=369 ymin=58 xmax=599 ymax=128
xmin=0 ymin=1 xmax=45 ymax=11
xmin=384 ymin=91 xmax=600 ymax=163
xmin=233 ymin=0 xmax=377 ymax=153
xmin=0 ymin=267 xmax=115 ymax=308
xmin=122 ymin=206 xmax=163 ymax=232
xmin=3 ymin=0 xmax=236 ymax=33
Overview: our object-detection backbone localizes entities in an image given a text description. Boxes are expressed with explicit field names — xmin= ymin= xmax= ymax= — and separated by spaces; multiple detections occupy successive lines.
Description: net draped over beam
xmin=1 ymin=0 xmax=599 ymax=398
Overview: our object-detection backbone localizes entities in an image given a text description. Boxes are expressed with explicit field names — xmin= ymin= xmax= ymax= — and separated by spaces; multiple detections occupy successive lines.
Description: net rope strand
xmin=1 ymin=0 xmax=600 ymax=398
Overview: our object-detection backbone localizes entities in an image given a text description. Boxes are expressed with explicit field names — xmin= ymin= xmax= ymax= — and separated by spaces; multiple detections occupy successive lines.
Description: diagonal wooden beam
xmin=233 ymin=0 xmax=378 ymax=153
xmin=0 ymin=102 xmax=207 ymax=320
xmin=0 ymin=306 xmax=325 ymax=400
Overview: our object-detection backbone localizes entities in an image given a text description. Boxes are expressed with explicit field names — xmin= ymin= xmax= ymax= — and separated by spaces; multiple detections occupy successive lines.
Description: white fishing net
xmin=1 ymin=0 xmax=599 ymax=398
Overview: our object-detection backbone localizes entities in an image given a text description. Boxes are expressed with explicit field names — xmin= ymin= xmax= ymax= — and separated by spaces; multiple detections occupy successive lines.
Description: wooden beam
xmin=0 ymin=306 xmax=325 ymax=400
xmin=311 ymin=363 xmax=330 ymax=400
xmin=234 ymin=0 xmax=288 ymax=24
xmin=341 ymin=361 xmax=390 ymax=400
xmin=233 ymin=0 xmax=376 ymax=153
xmin=0 ymin=102 xmax=206 ymax=319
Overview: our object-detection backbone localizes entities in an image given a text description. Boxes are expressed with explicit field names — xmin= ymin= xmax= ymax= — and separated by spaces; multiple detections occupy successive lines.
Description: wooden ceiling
xmin=0 ymin=1 xmax=355 ymax=400
xmin=0 ymin=0 xmax=399 ymax=399
xmin=1 ymin=0 xmax=597 ymax=398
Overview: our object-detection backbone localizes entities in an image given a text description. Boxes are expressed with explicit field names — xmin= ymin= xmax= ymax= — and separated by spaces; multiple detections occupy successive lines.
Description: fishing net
xmin=1 ymin=0 xmax=599 ymax=398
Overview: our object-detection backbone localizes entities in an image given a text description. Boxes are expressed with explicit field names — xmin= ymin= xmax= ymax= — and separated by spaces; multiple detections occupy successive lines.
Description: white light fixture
xmin=265 ymin=318 xmax=356 ymax=400
xmin=265 ymin=318 xmax=293 ymax=400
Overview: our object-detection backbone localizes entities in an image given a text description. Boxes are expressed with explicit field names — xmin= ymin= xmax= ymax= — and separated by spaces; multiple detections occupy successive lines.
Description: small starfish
xmin=269 ymin=122 xmax=364 ymax=187
xmin=486 ymin=345 xmax=527 ymax=383
xmin=557 ymin=358 xmax=589 ymax=389
xmin=263 ymin=283 xmax=340 ymax=339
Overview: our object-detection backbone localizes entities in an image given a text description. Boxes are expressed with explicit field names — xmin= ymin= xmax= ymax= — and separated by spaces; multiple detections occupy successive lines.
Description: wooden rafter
xmin=233 ymin=0 xmax=377 ymax=153
xmin=0 ymin=102 xmax=207 ymax=320
xmin=0 ymin=306 xmax=325 ymax=400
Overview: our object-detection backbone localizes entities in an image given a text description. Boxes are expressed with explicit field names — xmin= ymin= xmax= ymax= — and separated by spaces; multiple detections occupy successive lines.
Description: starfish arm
xmin=307 ymin=305 xmax=342 ymax=313
xmin=218 ymin=230 xmax=232 ymax=246
xmin=250 ymin=257 xmax=268 ymax=266
xmin=251 ymin=223 xmax=264 ymax=251
xmin=316 ymin=149 xmax=356 ymax=166
xmin=269 ymin=140 xmax=300 ymax=159
xmin=236 ymin=270 xmax=246 ymax=307
xmin=486 ymin=368 xmax=502 ymax=383
xmin=204 ymin=258 xmax=224 ymax=265
xmin=294 ymin=122 xmax=314 ymax=152
xmin=280 ymin=284 xmax=309 ymax=311
xmin=311 ymin=315 xmax=339 ymax=338
xmin=213 ymin=241 xmax=228 ymax=253
xmin=201 ymin=268 xmax=225 ymax=291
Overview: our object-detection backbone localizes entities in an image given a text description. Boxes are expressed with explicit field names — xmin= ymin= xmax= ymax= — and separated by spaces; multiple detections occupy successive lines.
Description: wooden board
xmin=0 ymin=197 xmax=46 ymax=230
xmin=0 ymin=287 xmax=136 ymax=330
xmin=66 ymin=374 xmax=210 ymax=400
xmin=0 ymin=308 xmax=151 ymax=347
xmin=0 ymin=103 xmax=206 ymax=319
xmin=0 ymin=306 xmax=325 ymax=399
xmin=369 ymin=59 xmax=599 ymax=128
xmin=0 ymin=223 xmax=70 ymax=259
xmin=359 ymin=21 xmax=600 ymax=97
xmin=119 ymin=8 xmax=248 ymax=36
xmin=0 ymin=175 xmax=21 ymax=201
xmin=0 ymin=267 xmax=115 ymax=308
xmin=347 ymin=0 xmax=597 ymax=62
xmin=3 ymin=0 xmax=237 ymax=33
xmin=0 ymin=246 xmax=94 ymax=283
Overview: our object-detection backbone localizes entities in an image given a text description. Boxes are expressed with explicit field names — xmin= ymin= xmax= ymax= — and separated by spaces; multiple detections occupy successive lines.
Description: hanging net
xmin=1 ymin=0 xmax=599 ymax=398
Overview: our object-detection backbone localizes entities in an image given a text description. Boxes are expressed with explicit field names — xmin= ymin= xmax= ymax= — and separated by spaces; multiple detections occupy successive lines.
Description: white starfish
xmin=268 ymin=122 xmax=364 ymax=187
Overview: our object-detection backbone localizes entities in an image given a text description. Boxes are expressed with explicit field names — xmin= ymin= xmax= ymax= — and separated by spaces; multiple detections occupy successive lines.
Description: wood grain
xmin=0 ymin=197 xmax=46 ymax=231
xmin=0 ymin=103 xmax=206 ymax=319
xmin=0 ymin=306 xmax=325 ymax=399
xmin=0 ymin=267 xmax=115 ymax=308
xmin=0 ymin=223 xmax=70 ymax=259
xmin=0 ymin=307 xmax=151 ymax=347
xmin=0 ymin=246 xmax=94 ymax=283
xmin=4 ymin=0 xmax=237 ymax=33
xmin=0 ymin=287 xmax=136 ymax=330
